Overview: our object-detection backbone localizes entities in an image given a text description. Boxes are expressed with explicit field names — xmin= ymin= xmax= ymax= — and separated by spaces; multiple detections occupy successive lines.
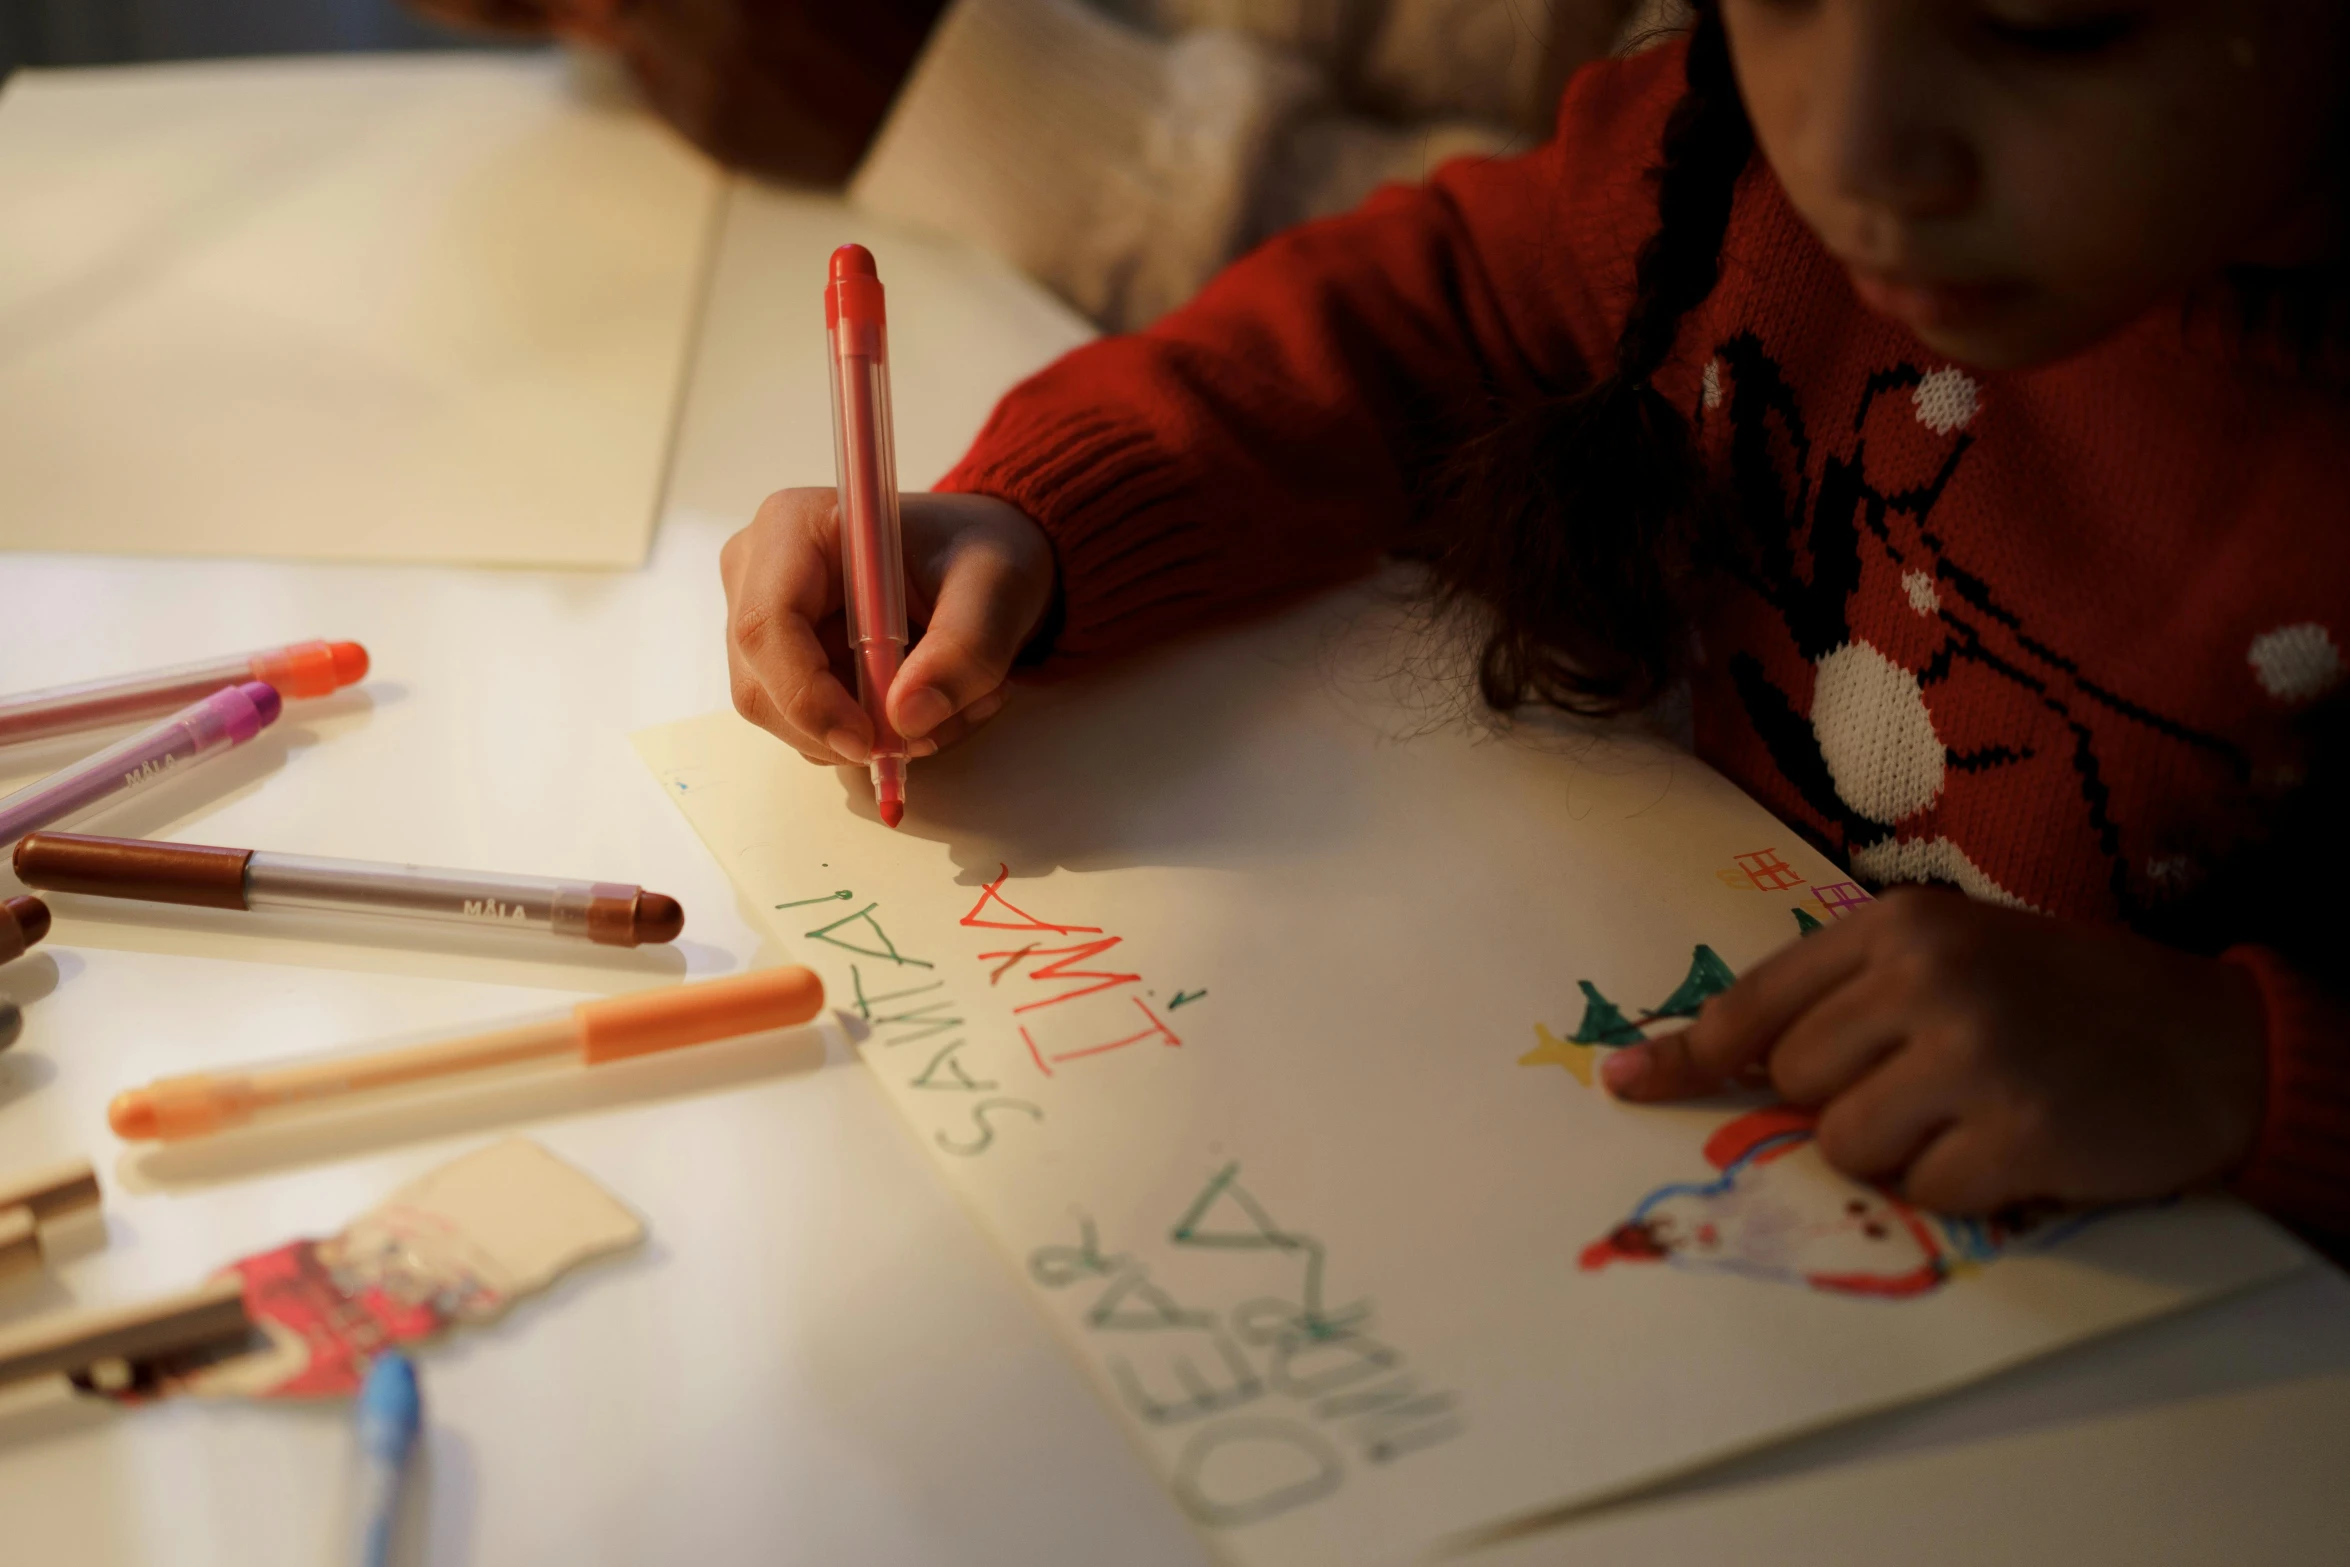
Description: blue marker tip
xmin=353 ymin=1351 xmax=422 ymax=1567
xmin=358 ymin=1351 xmax=422 ymax=1462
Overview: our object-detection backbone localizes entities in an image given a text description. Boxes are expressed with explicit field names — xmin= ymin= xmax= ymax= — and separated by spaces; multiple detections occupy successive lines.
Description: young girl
xmin=721 ymin=0 xmax=2350 ymax=1247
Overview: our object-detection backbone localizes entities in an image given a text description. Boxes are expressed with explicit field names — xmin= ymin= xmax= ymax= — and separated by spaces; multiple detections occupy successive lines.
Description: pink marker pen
xmin=825 ymin=244 xmax=911 ymax=828
xmin=0 ymin=683 xmax=283 ymax=850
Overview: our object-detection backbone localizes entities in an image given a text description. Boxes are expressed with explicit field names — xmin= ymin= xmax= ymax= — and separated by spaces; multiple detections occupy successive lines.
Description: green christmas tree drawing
xmin=1568 ymin=981 xmax=1647 ymax=1046
xmin=1649 ymin=945 xmax=1737 ymax=1020
xmin=1564 ymin=946 xmax=1738 ymax=1047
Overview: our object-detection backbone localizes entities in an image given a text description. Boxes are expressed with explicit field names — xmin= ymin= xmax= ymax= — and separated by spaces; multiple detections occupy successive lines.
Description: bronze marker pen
xmin=1 ymin=895 xmax=48 ymax=966
xmin=14 ymin=832 xmax=683 ymax=948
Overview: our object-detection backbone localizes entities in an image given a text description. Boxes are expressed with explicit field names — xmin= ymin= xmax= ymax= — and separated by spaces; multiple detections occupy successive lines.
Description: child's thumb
xmin=888 ymin=550 xmax=1044 ymax=739
xmin=1604 ymin=1030 xmax=1736 ymax=1101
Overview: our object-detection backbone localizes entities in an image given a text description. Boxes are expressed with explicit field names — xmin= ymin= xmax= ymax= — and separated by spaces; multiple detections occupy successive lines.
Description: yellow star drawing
xmin=1518 ymin=1024 xmax=1599 ymax=1086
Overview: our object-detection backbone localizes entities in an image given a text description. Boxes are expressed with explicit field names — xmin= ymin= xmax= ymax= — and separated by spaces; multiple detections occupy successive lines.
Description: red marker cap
xmin=246 ymin=640 xmax=370 ymax=700
xmin=826 ymin=244 xmax=886 ymax=334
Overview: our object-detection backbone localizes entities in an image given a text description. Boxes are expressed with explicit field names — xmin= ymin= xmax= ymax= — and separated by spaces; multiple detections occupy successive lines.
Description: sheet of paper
xmin=635 ymin=585 xmax=2309 ymax=1567
xmin=0 ymin=53 xmax=719 ymax=567
xmin=1465 ymin=1373 xmax=2350 ymax=1567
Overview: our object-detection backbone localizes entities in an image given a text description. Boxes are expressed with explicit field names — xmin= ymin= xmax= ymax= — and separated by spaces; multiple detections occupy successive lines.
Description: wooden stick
xmin=0 ymin=1206 xmax=33 ymax=1282
xmin=0 ymin=1159 xmax=101 ymax=1280
xmin=0 ymin=1276 xmax=252 ymax=1394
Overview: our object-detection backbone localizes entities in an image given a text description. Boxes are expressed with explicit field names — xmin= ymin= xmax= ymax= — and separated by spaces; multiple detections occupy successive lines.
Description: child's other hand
xmin=1601 ymin=889 xmax=2270 ymax=1213
xmin=721 ymin=488 xmax=1056 ymax=767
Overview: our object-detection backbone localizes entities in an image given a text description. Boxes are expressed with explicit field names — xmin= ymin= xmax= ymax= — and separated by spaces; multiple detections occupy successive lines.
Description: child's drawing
xmin=1717 ymin=847 xmax=1808 ymax=894
xmin=1580 ymin=1106 xmax=2079 ymax=1299
xmin=1518 ymin=944 xmax=1737 ymax=1085
xmin=1715 ymin=847 xmax=1875 ymax=936
xmin=1528 ymin=943 xmax=2087 ymax=1299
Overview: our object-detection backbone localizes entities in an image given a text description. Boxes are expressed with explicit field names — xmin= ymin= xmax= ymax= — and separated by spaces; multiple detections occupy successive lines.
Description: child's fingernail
xmin=896 ymin=687 xmax=952 ymax=738
xmin=909 ymin=736 xmax=939 ymax=758
xmin=965 ymin=688 xmax=1009 ymax=725
xmin=826 ymin=728 xmax=870 ymax=764
xmin=1602 ymin=1046 xmax=1649 ymax=1096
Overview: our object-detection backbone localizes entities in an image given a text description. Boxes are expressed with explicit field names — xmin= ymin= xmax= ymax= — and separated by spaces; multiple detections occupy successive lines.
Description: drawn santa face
xmin=1583 ymin=1108 xmax=1950 ymax=1298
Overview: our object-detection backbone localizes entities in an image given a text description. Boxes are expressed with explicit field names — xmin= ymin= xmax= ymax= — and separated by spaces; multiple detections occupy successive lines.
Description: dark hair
xmin=1419 ymin=0 xmax=1752 ymax=718
xmin=417 ymin=0 xmax=954 ymax=186
xmin=2220 ymin=49 xmax=2350 ymax=380
xmin=2216 ymin=266 xmax=2350 ymax=382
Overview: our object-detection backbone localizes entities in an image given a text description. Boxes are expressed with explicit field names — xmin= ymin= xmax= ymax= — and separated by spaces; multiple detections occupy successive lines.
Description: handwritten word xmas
xmin=797 ymin=865 xmax=1180 ymax=1160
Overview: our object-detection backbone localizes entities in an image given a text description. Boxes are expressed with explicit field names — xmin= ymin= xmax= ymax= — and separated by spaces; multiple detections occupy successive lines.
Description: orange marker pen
xmin=108 ymin=966 xmax=825 ymax=1142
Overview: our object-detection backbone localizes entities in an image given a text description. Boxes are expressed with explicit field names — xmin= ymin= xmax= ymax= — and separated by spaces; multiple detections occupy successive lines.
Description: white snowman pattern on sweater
xmin=1698 ymin=339 xmax=2339 ymax=920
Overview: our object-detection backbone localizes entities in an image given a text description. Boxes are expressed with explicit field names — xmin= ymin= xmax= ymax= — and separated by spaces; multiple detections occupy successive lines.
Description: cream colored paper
xmin=1464 ymin=1374 xmax=2350 ymax=1567
xmin=194 ymin=1137 xmax=643 ymax=1397
xmin=636 ymin=586 xmax=2308 ymax=1567
xmin=0 ymin=54 xmax=719 ymax=567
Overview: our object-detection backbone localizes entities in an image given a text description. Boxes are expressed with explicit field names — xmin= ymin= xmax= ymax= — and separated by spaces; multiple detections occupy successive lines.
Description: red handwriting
xmin=1022 ymin=997 xmax=1182 ymax=1078
xmin=983 ymin=937 xmax=1142 ymax=1014
xmin=961 ymin=868 xmax=1103 ymax=936
xmin=967 ymin=865 xmax=1180 ymax=1076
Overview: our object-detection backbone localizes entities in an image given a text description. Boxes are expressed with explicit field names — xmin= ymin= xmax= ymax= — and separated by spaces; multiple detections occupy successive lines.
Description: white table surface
xmin=2 ymin=168 xmax=2346 ymax=1567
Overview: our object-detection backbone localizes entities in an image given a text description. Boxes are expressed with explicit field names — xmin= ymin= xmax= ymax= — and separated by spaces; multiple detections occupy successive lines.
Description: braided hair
xmin=1422 ymin=1 xmax=1751 ymax=718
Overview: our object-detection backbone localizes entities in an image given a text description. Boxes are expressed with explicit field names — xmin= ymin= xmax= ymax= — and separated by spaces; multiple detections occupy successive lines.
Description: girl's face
xmin=1722 ymin=0 xmax=2348 ymax=369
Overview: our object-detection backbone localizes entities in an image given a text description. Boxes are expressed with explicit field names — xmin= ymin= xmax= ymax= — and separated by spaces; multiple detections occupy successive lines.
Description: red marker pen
xmin=825 ymin=244 xmax=910 ymax=828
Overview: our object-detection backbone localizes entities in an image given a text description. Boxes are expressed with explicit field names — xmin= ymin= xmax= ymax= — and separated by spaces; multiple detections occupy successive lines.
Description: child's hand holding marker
xmin=720 ymin=487 xmax=1054 ymax=770
xmin=1603 ymin=890 xmax=2271 ymax=1216
xmin=723 ymin=244 xmax=1057 ymax=825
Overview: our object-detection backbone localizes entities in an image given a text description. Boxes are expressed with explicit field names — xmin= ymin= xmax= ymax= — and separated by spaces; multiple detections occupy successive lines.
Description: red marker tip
xmin=878 ymin=799 xmax=905 ymax=829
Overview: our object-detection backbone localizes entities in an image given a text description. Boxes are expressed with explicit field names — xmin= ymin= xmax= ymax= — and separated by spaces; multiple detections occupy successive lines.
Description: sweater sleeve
xmin=2225 ymin=946 xmax=2350 ymax=1247
xmin=936 ymin=42 xmax=1688 ymax=663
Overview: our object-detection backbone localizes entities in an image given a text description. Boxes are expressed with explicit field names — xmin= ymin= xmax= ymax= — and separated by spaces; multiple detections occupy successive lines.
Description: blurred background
xmin=0 ymin=0 xmax=500 ymax=76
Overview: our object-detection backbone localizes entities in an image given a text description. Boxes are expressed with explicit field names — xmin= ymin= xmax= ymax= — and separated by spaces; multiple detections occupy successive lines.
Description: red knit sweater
xmin=940 ymin=43 xmax=2350 ymax=1240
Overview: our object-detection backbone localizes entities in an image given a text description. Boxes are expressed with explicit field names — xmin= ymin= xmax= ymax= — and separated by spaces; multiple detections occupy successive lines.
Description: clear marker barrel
xmin=825 ymin=244 xmax=912 ymax=828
